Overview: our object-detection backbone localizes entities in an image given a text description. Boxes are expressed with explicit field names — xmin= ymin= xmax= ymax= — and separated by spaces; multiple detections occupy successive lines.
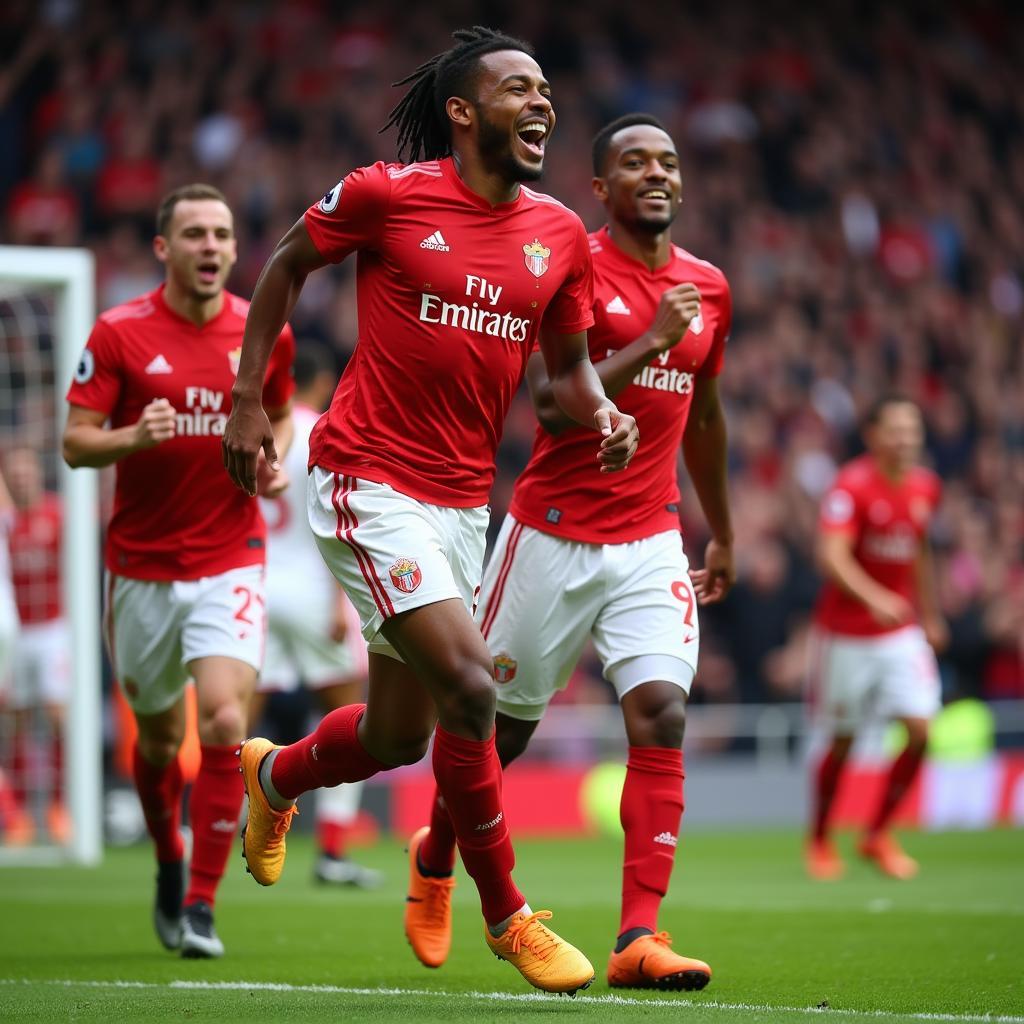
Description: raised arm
xmin=222 ymin=220 xmax=326 ymax=496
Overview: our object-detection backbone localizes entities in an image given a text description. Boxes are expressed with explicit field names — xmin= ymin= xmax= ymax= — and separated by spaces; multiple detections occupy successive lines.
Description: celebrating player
xmin=222 ymin=27 xmax=638 ymax=995
xmin=806 ymin=396 xmax=947 ymax=881
xmin=410 ymin=114 xmax=733 ymax=990
xmin=253 ymin=344 xmax=381 ymax=889
xmin=63 ymin=184 xmax=295 ymax=957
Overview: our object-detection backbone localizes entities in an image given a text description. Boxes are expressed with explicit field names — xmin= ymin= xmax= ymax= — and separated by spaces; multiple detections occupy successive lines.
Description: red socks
xmin=432 ymin=726 xmax=523 ymax=926
xmin=812 ymin=746 xmax=847 ymax=841
xmin=132 ymin=745 xmax=185 ymax=863
xmin=619 ymin=746 xmax=684 ymax=936
xmin=419 ymin=787 xmax=458 ymax=875
xmin=185 ymin=744 xmax=244 ymax=908
xmin=271 ymin=704 xmax=387 ymax=799
xmin=869 ymin=745 xmax=925 ymax=835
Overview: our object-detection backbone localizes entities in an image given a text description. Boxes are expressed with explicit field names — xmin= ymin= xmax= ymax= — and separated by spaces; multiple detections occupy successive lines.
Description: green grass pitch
xmin=0 ymin=829 xmax=1021 ymax=1023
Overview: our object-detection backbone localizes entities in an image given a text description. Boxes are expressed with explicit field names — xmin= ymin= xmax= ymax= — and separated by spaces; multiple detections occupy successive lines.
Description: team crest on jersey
xmin=493 ymin=653 xmax=518 ymax=683
xmin=523 ymin=238 xmax=550 ymax=278
xmin=389 ymin=557 xmax=422 ymax=593
xmin=228 ymin=347 xmax=242 ymax=375
xmin=688 ymin=311 xmax=705 ymax=335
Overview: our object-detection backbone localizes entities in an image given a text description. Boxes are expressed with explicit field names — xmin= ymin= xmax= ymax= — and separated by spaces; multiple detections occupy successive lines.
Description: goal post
xmin=0 ymin=245 xmax=101 ymax=866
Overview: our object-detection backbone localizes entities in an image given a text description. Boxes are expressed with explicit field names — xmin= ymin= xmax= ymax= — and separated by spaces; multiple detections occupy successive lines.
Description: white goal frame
xmin=0 ymin=246 xmax=101 ymax=866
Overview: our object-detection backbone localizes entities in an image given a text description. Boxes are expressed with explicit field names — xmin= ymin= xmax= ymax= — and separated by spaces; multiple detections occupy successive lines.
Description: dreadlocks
xmin=380 ymin=26 xmax=534 ymax=164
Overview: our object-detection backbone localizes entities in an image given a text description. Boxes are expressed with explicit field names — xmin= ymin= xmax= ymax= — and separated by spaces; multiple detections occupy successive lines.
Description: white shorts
xmin=2 ymin=619 xmax=71 ymax=709
xmin=808 ymin=625 xmax=941 ymax=732
xmin=0 ymin=586 xmax=17 ymax=694
xmin=259 ymin=592 xmax=368 ymax=692
xmin=105 ymin=564 xmax=266 ymax=716
xmin=308 ymin=469 xmax=488 ymax=661
xmin=478 ymin=517 xmax=699 ymax=721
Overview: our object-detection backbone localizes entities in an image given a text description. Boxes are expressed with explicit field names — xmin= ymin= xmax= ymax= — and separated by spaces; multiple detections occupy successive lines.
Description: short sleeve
xmin=303 ymin=162 xmax=391 ymax=263
xmin=541 ymin=218 xmax=595 ymax=335
xmin=262 ymin=323 xmax=296 ymax=410
xmin=819 ymin=479 xmax=860 ymax=535
xmin=699 ymin=274 xmax=732 ymax=379
xmin=65 ymin=319 xmax=122 ymax=415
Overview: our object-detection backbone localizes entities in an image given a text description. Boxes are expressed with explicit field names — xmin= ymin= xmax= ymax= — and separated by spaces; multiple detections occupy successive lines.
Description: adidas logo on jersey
xmin=606 ymin=295 xmax=631 ymax=315
xmin=420 ymin=230 xmax=451 ymax=252
xmin=145 ymin=353 xmax=173 ymax=374
xmin=653 ymin=831 xmax=678 ymax=847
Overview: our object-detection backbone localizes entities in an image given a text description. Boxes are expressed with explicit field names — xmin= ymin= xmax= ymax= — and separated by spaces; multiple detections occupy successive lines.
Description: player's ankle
xmin=615 ymin=926 xmax=655 ymax=953
xmin=258 ymin=749 xmax=294 ymax=811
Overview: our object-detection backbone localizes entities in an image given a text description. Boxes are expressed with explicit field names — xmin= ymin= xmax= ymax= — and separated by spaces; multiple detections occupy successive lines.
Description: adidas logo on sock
xmin=420 ymin=230 xmax=451 ymax=252
xmin=211 ymin=819 xmax=237 ymax=833
xmin=605 ymin=295 xmax=631 ymax=315
xmin=653 ymin=831 xmax=678 ymax=847
xmin=145 ymin=353 xmax=174 ymax=374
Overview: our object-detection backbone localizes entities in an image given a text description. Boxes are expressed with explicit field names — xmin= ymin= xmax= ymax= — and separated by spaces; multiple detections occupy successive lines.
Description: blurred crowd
xmin=2 ymin=0 xmax=1022 ymax=710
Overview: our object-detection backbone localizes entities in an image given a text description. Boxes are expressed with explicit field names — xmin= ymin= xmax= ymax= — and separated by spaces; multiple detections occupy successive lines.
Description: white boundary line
xmin=1 ymin=978 xmax=1022 ymax=1022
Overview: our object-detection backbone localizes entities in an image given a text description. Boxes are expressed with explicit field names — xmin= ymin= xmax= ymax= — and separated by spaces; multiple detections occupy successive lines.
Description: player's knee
xmin=435 ymin=660 xmax=496 ymax=739
xmin=198 ymin=701 xmax=246 ymax=746
xmin=639 ymin=696 xmax=687 ymax=749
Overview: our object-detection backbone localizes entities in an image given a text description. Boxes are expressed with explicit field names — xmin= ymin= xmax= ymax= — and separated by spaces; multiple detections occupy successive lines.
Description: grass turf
xmin=0 ymin=829 xmax=1021 ymax=1023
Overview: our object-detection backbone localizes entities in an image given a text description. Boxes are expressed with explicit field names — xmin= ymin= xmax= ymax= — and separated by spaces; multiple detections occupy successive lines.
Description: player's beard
xmin=630 ymin=203 xmax=676 ymax=236
xmin=477 ymin=110 xmax=544 ymax=183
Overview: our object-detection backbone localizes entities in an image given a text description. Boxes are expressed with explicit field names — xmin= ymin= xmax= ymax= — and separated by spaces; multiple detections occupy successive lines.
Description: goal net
xmin=0 ymin=246 xmax=101 ymax=865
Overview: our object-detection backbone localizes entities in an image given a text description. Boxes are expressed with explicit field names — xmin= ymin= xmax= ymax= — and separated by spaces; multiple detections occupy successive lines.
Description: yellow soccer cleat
xmin=238 ymin=738 xmax=297 ymax=886
xmin=404 ymin=826 xmax=455 ymax=968
xmin=485 ymin=910 xmax=594 ymax=995
xmin=607 ymin=931 xmax=711 ymax=990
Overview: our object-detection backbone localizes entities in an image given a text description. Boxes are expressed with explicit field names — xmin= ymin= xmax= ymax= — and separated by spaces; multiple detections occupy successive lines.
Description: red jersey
xmin=66 ymin=286 xmax=295 ymax=582
xmin=510 ymin=227 xmax=731 ymax=543
xmin=9 ymin=493 xmax=62 ymax=624
xmin=815 ymin=454 xmax=941 ymax=636
xmin=303 ymin=158 xmax=594 ymax=507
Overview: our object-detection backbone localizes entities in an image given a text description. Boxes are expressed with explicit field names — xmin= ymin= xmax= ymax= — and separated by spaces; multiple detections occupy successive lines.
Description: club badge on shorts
xmin=523 ymin=238 xmax=550 ymax=278
xmin=389 ymin=557 xmax=422 ymax=594
xmin=493 ymin=653 xmax=518 ymax=683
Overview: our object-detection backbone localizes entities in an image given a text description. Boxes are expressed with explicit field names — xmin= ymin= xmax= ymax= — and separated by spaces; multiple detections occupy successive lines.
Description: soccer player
xmin=3 ymin=447 xmax=70 ymax=845
xmin=254 ymin=344 xmax=381 ymax=889
xmin=0 ymin=464 xmax=25 ymax=845
xmin=222 ymin=27 xmax=638 ymax=995
xmin=62 ymin=184 xmax=295 ymax=957
xmin=806 ymin=396 xmax=947 ymax=881
xmin=410 ymin=114 xmax=734 ymax=990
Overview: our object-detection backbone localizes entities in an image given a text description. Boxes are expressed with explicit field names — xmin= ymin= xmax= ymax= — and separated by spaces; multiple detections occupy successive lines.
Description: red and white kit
xmin=67 ymin=285 xmax=294 ymax=713
xmin=259 ymin=403 xmax=367 ymax=692
xmin=302 ymin=158 xmax=594 ymax=656
xmin=811 ymin=455 xmax=942 ymax=729
xmin=0 ymin=508 xmax=16 ymax=688
xmin=5 ymin=492 xmax=70 ymax=709
xmin=480 ymin=227 xmax=731 ymax=717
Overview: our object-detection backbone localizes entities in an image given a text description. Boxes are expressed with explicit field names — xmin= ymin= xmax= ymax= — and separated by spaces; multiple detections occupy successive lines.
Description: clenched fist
xmin=648 ymin=282 xmax=701 ymax=352
xmin=132 ymin=398 xmax=177 ymax=450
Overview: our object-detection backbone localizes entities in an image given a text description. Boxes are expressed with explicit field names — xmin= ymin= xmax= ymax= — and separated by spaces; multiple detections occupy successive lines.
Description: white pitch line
xmin=1 ymin=978 xmax=1022 ymax=1023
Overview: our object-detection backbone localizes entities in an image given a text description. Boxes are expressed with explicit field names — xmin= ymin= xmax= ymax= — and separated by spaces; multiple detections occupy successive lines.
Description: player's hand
xmin=132 ymin=398 xmax=177 ymax=450
xmin=222 ymin=394 xmax=279 ymax=497
xmin=690 ymin=537 xmax=736 ymax=605
xmin=595 ymin=405 xmax=639 ymax=473
xmin=868 ymin=591 xmax=915 ymax=629
xmin=648 ymin=282 xmax=702 ymax=352
xmin=922 ymin=614 xmax=950 ymax=654
xmin=256 ymin=450 xmax=290 ymax=498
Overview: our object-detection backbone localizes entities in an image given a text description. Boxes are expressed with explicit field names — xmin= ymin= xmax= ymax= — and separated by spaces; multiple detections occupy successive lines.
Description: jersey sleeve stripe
xmin=388 ymin=163 xmax=442 ymax=180
xmin=520 ymin=186 xmax=568 ymax=209
xmin=479 ymin=519 xmax=525 ymax=639
xmin=331 ymin=474 xmax=396 ymax=619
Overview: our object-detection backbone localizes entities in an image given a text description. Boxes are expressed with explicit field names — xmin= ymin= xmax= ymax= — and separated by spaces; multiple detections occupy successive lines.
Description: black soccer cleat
xmin=180 ymin=900 xmax=225 ymax=959
xmin=153 ymin=859 xmax=185 ymax=951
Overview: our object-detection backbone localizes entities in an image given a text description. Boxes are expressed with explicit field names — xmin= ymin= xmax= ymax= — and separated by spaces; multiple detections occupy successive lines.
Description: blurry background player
xmin=807 ymin=396 xmax=947 ymax=881
xmin=412 ymin=114 xmax=733 ymax=990
xmin=2 ymin=447 xmax=70 ymax=846
xmin=62 ymin=184 xmax=295 ymax=957
xmin=0 ymin=465 xmax=24 ymax=844
xmin=254 ymin=343 xmax=381 ymax=889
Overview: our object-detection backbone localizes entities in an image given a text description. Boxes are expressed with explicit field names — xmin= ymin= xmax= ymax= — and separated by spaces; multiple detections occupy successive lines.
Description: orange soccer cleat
xmin=805 ymin=836 xmax=845 ymax=880
xmin=485 ymin=910 xmax=594 ymax=995
xmin=404 ymin=826 xmax=455 ymax=968
xmin=47 ymin=802 xmax=72 ymax=845
xmin=3 ymin=806 xmax=35 ymax=847
xmin=238 ymin=738 xmax=297 ymax=886
xmin=607 ymin=932 xmax=711 ymax=991
xmin=858 ymin=832 xmax=919 ymax=880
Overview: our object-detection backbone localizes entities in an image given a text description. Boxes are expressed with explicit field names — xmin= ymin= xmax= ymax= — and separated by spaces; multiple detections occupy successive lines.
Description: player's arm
xmin=817 ymin=529 xmax=914 ymax=628
xmin=535 ymin=328 xmax=638 ymax=473
xmin=223 ymin=220 xmax=327 ymax=496
xmin=528 ymin=283 xmax=701 ymax=434
xmin=63 ymin=401 xmax=176 ymax=469
xmin=914 ymin=536 xmax=949 ymax=652
xmin=682 ymin=376 xmax=735 ymax=605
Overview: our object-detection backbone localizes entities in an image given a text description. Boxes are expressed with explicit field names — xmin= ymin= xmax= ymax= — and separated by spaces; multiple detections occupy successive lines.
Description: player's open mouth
xmin=197 ymin=263 xmax=220 ymax=284
xmin=516 ymin=119 xmax=549 ymax=159
xmin=638 ymin=188 xmax=671 ymax=204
